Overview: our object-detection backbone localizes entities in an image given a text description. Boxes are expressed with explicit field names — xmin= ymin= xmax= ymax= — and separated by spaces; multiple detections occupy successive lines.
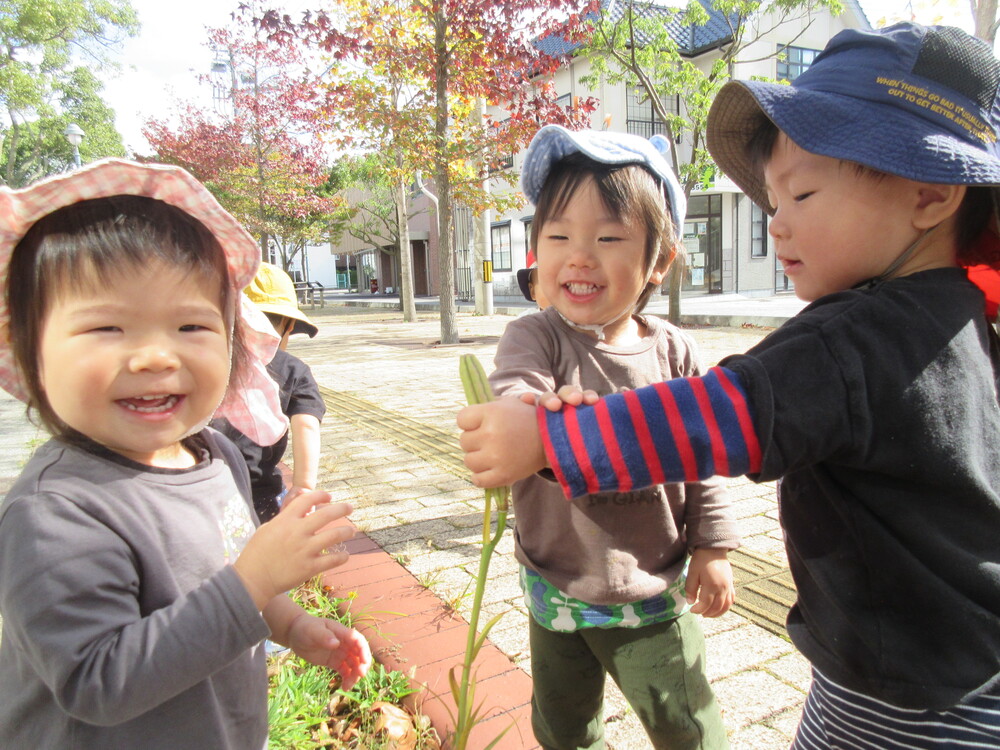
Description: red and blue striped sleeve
xmin=538 ymin=366 xmax=762 ymax=499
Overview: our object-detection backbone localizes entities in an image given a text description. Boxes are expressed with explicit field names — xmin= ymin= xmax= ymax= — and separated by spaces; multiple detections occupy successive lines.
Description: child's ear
xmin=913 ymin=183 xmax=967 ymax=230
xmin=648 ymin=244 xmax=678 ymax=285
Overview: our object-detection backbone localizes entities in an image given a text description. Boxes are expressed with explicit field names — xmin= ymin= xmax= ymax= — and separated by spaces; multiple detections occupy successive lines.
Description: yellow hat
xmin=244 ymin=262 xmax=318 ymax=338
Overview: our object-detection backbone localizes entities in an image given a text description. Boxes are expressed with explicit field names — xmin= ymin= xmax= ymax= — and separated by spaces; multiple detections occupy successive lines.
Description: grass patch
xmin=267 ymin=579 xmax=440 ymax=749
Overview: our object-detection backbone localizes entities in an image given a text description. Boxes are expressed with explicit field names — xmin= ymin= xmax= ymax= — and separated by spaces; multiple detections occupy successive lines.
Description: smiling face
xmin=535 ymin=175 xmax=668 ymax=344
xmin=37 ymin=260 xmax=231 ymax=467
xmin=763 ymin=134 xmax=947 ymax=301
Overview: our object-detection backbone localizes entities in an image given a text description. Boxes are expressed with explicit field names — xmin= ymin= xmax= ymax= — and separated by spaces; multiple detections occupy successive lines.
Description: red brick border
xmin=321 ymin=516 xmax=540 ymax=750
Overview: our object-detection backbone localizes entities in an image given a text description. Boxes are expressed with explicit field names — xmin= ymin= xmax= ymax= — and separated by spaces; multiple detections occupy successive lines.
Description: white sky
xmin=100 ymin=0 xmax=976 ymax=156
xmin=101 ymin=0 xmax=317 ymax=155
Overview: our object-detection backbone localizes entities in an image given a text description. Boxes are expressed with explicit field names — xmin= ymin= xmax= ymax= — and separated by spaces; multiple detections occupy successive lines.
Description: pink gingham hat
xmin=0 ymin=158 xmax=288 ymax=445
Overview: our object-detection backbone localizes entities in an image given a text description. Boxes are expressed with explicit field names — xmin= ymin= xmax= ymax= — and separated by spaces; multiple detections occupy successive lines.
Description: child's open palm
xmin=286 ymin=615 xmax=373 ymax=690
xmin=234 ymin=491 xmax=356 ymax=610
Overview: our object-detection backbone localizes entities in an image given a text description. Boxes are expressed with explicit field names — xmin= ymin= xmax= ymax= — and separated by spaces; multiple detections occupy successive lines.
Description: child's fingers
xmin=281 ymin=488 xmax=333 ymax=516
xmin=310 ymin=524 xmax=355 ymax=556
xmin=539 ymin=392 xmax=563 ymax=411
xmin=689 ymin=587 xmax=731 ymax=617
xmin=469 ymin=467 xmax=504 ymax=489
xmin=685 ymin=575 xmax=700 ymax=604
xmin=298 ymin=502 xmax=354 ymax=534
xmin=555 ymin=385 xmax=585 ymax=405
xmin=456 ymin=404 xmax=485 ymax=431
xmin=689 ymin=591 xmax=712 ymax=615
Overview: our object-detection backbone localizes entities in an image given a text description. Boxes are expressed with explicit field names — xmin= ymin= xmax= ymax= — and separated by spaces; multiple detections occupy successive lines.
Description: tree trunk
xmin=394 ymin=174 xmax=417 ymax=322
xmin=434 ymin=4 xmax=459 ymax=345
xmin=667 ymin=253 xmax=685 ymax=325
xmin=972 ymin=0 xmax=999 ymax=44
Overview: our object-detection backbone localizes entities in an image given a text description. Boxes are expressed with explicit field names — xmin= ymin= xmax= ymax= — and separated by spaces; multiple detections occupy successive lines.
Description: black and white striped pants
xmin=792 ymin=669 xmax=1000 ymax=749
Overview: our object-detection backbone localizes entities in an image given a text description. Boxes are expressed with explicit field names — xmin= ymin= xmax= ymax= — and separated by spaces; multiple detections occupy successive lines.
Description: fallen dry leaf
xmin=372 ymin=701 xmax=418 ymax=749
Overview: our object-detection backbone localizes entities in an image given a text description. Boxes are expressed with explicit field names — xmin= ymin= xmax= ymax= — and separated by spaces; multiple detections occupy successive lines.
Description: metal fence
xmin=455 ymin=266 xmax=474 ymax=301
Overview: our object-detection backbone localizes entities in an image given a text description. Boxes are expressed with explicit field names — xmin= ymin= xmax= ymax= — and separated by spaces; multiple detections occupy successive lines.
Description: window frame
xmin=625 ymin=88 xmax=678 ymax=140
xmin=776 ymin=44 xmax=820 ymax=81
xmin=750 ymin=203 xmax=768 ymax=258
xmin=491 ymin=221 xmax=513 ymax=272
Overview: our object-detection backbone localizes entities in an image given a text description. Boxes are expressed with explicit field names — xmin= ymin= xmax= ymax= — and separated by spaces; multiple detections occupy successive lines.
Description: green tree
xmin=329 ymin=154 xmax=421 ymax=312
xmin=577 ymin=0 xmax=841 ymax=321
xmin=0 ymin=0 xmax=138 ymax=185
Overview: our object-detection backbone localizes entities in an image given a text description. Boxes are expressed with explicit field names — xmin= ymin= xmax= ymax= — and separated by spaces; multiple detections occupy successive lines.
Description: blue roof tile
xmin=535 ymin=0 xmax=738 ymax=59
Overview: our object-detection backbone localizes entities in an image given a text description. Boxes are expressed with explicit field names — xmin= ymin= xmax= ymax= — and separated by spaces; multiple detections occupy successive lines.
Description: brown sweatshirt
xmin=489 ymin=307 xmax=739 ymax=605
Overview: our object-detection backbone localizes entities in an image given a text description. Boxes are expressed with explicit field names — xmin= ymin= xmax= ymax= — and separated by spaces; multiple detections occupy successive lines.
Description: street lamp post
xmin=64 ymin=123 xmax=85 ymax=168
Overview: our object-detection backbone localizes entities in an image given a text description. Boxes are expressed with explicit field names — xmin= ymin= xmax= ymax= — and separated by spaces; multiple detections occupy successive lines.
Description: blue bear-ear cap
xmin=520 ymin=124 xmax=687 ymax=234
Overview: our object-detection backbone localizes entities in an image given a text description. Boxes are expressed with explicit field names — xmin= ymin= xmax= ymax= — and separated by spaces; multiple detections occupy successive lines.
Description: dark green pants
xmin=528 ymin=613 xmax=729 ymax=750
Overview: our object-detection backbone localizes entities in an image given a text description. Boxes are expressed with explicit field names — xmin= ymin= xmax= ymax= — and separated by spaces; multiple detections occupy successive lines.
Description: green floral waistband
xmin=519 ymin=562 xmax=690 ymax=632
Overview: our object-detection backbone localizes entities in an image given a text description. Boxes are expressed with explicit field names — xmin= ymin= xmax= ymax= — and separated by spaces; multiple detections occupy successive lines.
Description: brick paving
xmin=0 ymin=297 xmax=812 ymax=749
xmin=294 ymin=302 xmax=810 ymax=749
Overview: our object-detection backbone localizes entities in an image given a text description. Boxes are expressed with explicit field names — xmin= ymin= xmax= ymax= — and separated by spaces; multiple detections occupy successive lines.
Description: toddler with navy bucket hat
xmin=488 ymin=124 xmax=738 ymax=750
xmin=459 ymin=23 xmax=1000 ymax=748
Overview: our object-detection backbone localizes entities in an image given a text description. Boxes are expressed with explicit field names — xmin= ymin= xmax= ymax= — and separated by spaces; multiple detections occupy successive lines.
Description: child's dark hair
xmin=264 ymin=312 xmax=292 ymax=335
xmin=746 ymin=115 xmax=1000 ymax=267
xmin=6 ymin=195 xmax=249 ymax=438
xmin=529 ymin=152 xmax=678 ymax=313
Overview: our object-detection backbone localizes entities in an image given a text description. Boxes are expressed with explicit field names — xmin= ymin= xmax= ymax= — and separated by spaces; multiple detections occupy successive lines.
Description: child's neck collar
xmin=553 ymin=306 xmax=638 ymax=344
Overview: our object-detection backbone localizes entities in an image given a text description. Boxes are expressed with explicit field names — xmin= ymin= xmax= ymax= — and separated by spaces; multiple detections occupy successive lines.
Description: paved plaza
xmin=292 ymin=301 xmax=810 ymax=749
xmin=0 ymin=296 xmax=811 ymax=749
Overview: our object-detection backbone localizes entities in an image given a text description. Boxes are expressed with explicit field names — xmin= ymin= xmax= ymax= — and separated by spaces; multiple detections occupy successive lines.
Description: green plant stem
xmin=455 ymin=493 xmax=508 ymax=745
xmin=454 ymin=354 xmax=512 ymax=750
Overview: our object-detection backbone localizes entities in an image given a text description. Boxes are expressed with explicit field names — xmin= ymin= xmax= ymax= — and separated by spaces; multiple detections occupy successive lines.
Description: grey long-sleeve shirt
xmin=0 ymin=430 xmax=270 ymax=749
xmin=489 ymin=308 xmax=738 ymax=605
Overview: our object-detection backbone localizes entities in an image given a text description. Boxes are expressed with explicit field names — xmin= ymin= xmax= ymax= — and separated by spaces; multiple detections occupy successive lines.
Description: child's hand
xmin=282 ymin=485 xmax=312 ymax=507
xmin=519 ymin=385 xmax=600 ymax=411
xmin=458 ymin=396 xmax=546 ymax=487
xmin=234 ymin=491 xmax=355 ymax=610
xmin=685 ymin=547 xmax=735 ymax=618
xmin=286 ymin=615 xmax=372 ymax=691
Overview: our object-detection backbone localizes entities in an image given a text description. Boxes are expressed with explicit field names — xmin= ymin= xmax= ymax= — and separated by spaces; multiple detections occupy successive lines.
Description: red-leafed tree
xmin=262 ymin=0 xmax=597 ymax=342
xmin=143 ymin=4 xmax=347 ymax=273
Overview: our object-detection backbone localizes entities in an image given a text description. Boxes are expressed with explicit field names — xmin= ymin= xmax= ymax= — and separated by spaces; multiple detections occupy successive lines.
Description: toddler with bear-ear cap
xmin=489 ymin=123 xmax=736 ymax=749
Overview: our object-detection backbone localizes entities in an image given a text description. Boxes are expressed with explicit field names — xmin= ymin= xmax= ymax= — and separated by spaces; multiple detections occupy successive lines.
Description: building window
xmin=491 ymin=222 xmax=512 ymax=272
xmin=523 ymin=218 xmax=533 ymax=257
xmin=626 ymin=88 xmax=678 ymax=140
xmin=751 ymin=203 xmax=768 ymax=258
xmin=776 ymin=45 xmax=820 ymax=81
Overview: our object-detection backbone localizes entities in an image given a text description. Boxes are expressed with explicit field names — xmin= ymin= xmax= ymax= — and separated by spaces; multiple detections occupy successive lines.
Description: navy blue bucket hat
xmin=707 ymin=22 xmax=1000 ymax=213
xmin=521 ymin=125 xmax=687 ymax=234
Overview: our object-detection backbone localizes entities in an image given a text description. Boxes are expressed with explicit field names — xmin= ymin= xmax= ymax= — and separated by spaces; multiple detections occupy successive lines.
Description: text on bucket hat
xmin=521 ymin=125 xmax=687 ymax=234
xmin=0 ymin=158 xmax=287 ymax=445
xmin=245 ymin=262 xmax=319 ymax=338
xmin=706 ymin=22 xmax=1000 ymax=214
